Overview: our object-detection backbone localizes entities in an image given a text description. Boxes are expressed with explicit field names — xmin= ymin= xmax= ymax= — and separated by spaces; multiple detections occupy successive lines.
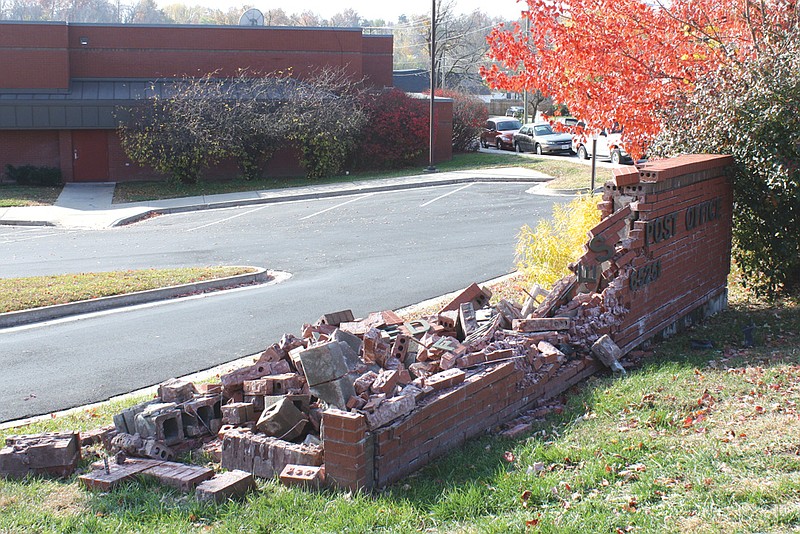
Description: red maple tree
xmin=481 ymin=0 xmax=798 ymax=158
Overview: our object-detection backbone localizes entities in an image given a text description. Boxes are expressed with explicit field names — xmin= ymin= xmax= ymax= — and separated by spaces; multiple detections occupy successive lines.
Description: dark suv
xmin=480 ymin=117 xmax=522 ymax=150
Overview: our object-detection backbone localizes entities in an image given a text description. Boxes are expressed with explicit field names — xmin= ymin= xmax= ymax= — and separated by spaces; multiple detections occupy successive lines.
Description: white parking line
xmin=299 ymin=193 xmax=376 ymax=221
xmin=419 ymin=183 xmax=475 ymax=207
xmin=185 ymin=205 xmax=270 ymax=232
xmin=0 ymin=230 xmax=76 ymax=244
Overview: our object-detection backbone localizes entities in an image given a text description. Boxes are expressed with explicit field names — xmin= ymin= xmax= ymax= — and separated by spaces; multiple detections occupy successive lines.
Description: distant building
xmin=0 ymin=21 xmax=394 ymax=182
xmin=393 ymin=69 xmax=491 ymax=97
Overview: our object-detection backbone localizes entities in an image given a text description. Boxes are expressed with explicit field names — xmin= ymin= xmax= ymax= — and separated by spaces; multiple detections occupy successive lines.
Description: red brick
xmin=195 ymin=470 xmax=256 ymax=503
xmin=438 ymin=283 xmax=491 ymax=313
xmin=279 ymin=464 xmax=324 ymax=489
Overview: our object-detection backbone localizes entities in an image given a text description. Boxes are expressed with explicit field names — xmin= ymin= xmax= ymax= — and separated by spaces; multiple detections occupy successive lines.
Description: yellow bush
xmin=515 ymin=195 xmax=602 ymax=289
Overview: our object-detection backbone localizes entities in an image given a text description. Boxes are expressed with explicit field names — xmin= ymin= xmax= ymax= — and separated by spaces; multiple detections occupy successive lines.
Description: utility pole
xmin=426 ymin=0 xmax=436 ymax=172
xmin=522 ymin=15 xmax=530 ymax=123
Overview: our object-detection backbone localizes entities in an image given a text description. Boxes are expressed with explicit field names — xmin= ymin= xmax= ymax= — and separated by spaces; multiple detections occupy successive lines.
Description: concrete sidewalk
xmin=0 ymin=167 xmax=557 ymax=230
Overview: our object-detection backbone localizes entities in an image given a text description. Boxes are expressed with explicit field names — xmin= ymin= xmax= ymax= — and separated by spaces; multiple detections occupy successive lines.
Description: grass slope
xmin=1 ymin=284 xmax=797 ymax=532
xmin=0 ymin=267 xmax=256 ymax=313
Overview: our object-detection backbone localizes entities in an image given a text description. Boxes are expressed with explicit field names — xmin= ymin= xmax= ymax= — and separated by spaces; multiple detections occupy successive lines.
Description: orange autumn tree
xmin=481 ymin=0 xmax=798 ymax=159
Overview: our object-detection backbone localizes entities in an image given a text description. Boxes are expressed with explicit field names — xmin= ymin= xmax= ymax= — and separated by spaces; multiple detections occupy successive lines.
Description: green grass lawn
xmin=0 ymin=267 xmax=255 ymax=313
xmin=0 ymin=184 xmax=62 ymax=207
xmin=1 ymin=281 xmax=798 ymax=533
xmin=113 ymin=153 xmax=604 ymax=204
xmin=0 ymin=153 xmax=604 ymax=207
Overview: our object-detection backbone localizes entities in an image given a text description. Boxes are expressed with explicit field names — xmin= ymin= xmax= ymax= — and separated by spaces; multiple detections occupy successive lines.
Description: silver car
xmin=513 ymin=123 xmax=574 ymax=155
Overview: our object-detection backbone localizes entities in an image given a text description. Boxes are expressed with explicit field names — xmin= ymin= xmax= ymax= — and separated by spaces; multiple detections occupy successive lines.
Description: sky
xmin=157 ymin=0 xmax=529 ymax=24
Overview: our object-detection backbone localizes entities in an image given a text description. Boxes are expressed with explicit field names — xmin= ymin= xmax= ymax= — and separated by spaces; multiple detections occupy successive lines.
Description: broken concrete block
xmin=591 ymin=335 xmax=627 ymax=374
xmin=143 ymin=439 xmax=175 ymax=461
xmin=222 ymin=402 xmax=257 ymax=425
xmin=426 ymin=368 xmax=466 ymax=391
xmin=364 ymin=394 xmax=415 ymax=430
xmin=113 ymin=399 xmax=157 ymax=435
xmin=157 ymin=378 xmax=194 ymax=404
xmin=331 ymin=328 xmax=363 ymax=356
xmin=134 ymin=403 xmax=184 ymax=446
xmin=196 ymin=469 xmax=256 ymax=503
xmin=110 ymin=433 xmax=174 ymax=461
xmin=458 ymin=302 xmax=479 ymax=339
xmin=0 ymin=432 xmax=80 ymax=479
xmin=263 ymin=393 xmax=311 ymax=414
xmin=279 ymin=463 xmax=324 ymax=489
xmin=316 ymin=310 xmax=355 ymax=327
xmin=243 ymin=378 xmax=274 ymax=396
xmin=297 ymin=342 xmax=349 ymax=387
xmin=514 ymin=317 xmax=571 ymax=332
xmin=183 ymin=395 xmax=222 ymax=436
xmin=256 ymin=398 xmax=308 ymax=441
xmin=244 ymin=394 xmax=265 ymax=412
xmin=310 ymin=376 xmax=356 ymax=411
xmin=495 ymin=299 xmax=523 ymax=328
xmin=271 ymin=373 xmax=303 ymax=395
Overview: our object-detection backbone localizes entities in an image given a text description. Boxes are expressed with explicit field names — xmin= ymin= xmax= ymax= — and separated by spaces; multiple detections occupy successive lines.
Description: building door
xmin=71 ymin=130 xmax=109 ymax=182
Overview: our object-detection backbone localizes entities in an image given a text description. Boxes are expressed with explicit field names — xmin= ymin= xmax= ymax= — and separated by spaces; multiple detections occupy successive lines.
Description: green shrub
xmin=4 ymin=164 xmax=62 ymax=186
xmin=515 ymin=195 xmax=601 ymax=289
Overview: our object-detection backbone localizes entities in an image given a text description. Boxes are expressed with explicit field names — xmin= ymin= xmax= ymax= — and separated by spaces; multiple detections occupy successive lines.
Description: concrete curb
xmin=111 ymin=175 xmax=552 ymax=227
xmin=0 ymin=267 xmax=281 ymax=329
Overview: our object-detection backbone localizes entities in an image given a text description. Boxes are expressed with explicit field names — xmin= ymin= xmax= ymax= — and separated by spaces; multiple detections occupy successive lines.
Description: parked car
xmin=505 ymin=106 xmax=524 ymax=118
xmin=513 ymin=123 xmax=574 ymax=155
xmin=572 ymin=123 xmax=632 ymax=164
xmin=553 ymin=117 xmax=580 ymax=128
xmin=480 ymin=117 xmax=522 ymax=150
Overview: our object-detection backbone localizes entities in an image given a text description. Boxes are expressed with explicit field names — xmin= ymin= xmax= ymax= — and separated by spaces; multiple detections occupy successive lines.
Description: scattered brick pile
xmin=2 ymin=154 xmax=734 ymax=497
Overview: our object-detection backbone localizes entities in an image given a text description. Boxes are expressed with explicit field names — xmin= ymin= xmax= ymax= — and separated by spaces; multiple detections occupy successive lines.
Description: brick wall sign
xmin=319 ymin=154 xmax=734 ymax=491
xmin=73 ymin=155 xmax=734 ymax=494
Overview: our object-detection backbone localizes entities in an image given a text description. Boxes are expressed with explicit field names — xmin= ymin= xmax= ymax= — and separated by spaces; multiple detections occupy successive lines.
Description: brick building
xmin=0 ymin=21 xmax=435 ymax=182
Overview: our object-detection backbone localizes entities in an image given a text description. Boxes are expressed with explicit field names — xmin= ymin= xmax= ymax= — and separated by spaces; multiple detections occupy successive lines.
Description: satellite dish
xmin=239 ymin=8 xmax=265 ymax=26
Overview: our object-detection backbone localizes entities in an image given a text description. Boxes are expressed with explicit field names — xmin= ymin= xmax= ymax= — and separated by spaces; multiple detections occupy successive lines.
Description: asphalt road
xmin=0 ymin=181 xmax=569 ymax=422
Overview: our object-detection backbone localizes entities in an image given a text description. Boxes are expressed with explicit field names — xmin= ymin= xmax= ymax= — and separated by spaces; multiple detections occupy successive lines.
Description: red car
xmin=480 ymin=117 xmax=522 ymax=150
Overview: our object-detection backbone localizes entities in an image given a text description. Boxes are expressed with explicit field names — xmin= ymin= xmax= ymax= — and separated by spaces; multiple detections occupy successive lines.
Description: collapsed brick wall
xmin=566 ymin=154 xmax=734 ymax=352
xmin=322 ymin=154 xmax=734 ymax=490
xmin=55 ymin=154 xmax=733 ymax=495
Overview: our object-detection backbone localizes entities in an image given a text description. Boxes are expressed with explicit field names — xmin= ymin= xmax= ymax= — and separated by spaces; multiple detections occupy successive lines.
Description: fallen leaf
xmin=503 ymin=451 xmax=516 ymax=463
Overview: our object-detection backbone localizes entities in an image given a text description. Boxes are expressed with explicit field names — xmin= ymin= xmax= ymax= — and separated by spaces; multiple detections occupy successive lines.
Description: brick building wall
xmin=320 ymin=154 xmax=734 ymax=491
xmin=0 ymin=131 xmax=61 ymax=173
xmin=0 ymin=22 xmax=69 ymax=90
xmin=67 ymin=25 xmax=368 ymax=82
xmin=0 ymin=21 xmax=400 ymax=182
